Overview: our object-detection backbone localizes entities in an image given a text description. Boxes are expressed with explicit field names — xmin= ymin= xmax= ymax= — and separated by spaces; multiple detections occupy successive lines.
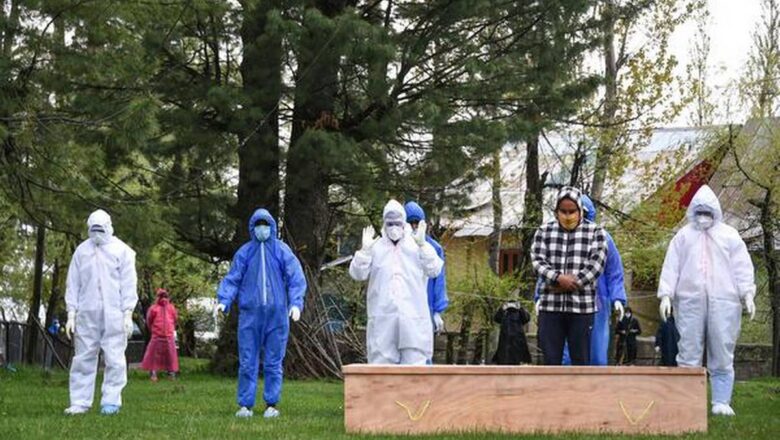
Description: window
xmin=499 ymin=248 xmax=521 ymax=276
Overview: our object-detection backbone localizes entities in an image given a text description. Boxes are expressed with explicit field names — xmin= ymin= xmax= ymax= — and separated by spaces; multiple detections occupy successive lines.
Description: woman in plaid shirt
xmin=531 ymin=186 xmax=608 ymax=365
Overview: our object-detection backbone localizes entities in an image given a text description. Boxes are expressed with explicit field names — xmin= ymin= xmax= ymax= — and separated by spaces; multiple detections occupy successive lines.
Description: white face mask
xmin=695 ymin=214 xmax=714 ymax=230
xmin=89 ymin=231 xmax=109 ymax=246
xmin=386 ymin=225 xmax=404 ymax=242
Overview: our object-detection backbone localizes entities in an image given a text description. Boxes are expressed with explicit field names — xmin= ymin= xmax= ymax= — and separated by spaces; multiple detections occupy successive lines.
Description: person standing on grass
xmin=492 ymin=301 xmax=532 ymax=365
xmin=657 ymin=185 xmax=756 ymax=416
xmin=215 ymin=208 xmax=307 ymax=419
xmin=63 ymin=209 xmax=137 ymax=416
xmin=349 ymin=199 xmax=443 ymax=365
xmin=533 ymin=194 xmax=626 ymax=366
xmin=614 ymin=306 xmax=641 ymax=365
xmin=141 ymin=288 xmax=179 ymax=381
xmin=404 ymin=201 xmax=449 ymax=363
xmin=531 ymin=186 xmax=608 ymax=366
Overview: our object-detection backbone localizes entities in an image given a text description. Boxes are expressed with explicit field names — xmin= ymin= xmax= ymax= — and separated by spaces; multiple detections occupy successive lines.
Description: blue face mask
xmin=254 ymin=225 xmax=271 ymax=242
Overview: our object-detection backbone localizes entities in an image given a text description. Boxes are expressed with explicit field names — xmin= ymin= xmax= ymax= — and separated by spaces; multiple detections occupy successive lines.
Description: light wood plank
xmin=344 ymin=365 xmax=707 ymax=435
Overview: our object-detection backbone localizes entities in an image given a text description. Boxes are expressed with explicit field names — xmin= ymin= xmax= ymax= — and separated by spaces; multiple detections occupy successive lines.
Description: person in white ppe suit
xmin=658 ymin=185 xmax=756 ymax=417
xmin=349 ymin=200 xmax=444 ymax=364
xmin=64 ymin=209 xmax=138 ymax=415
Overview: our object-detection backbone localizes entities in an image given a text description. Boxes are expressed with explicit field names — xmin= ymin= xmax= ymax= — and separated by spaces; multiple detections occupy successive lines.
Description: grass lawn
xmin=1 ymin=358 xmax=779 ymax=439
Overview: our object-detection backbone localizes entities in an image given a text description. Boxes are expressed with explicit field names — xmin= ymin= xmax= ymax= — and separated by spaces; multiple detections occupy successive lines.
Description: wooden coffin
xmin=343 ymin=365 xmax=707 ymax=435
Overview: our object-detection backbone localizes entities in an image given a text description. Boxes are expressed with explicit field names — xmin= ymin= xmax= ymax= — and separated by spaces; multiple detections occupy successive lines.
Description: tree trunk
xmin=24 ymin=225 xmax=45 ymax=364
xmin=211 ymin=304 xmax=240 ymax=375
xmin=488 ymin=150 xmax=503 ymax=274
xmin=211 ymin=0 xmax=284 ymax=374
xmin=760 ymin=189 xmax=780 ymax=376
xmin=44 ymin=259 xmax=60 ymax=329
xmin=456 ymin=309 xmax=473 ymax=364
xmin=284 ymin=0 xmax=352 ymax=270
xmin=235 ymin=0 xmax=283 ymax=242
xmin=590 ymin=0 xmax=619 ymax=206
xmin=180 ymin=313 xmax=197 ymax=358
xmin=518 ymin=131 xmax=544 ymax=292
xmin=2 ymin=0 xmax=20 ymax=58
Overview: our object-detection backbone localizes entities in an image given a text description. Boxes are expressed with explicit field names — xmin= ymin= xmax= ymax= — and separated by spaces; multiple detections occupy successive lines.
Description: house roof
xmin=706 ymin=121 xmax=779 ymax=249
xmin=443 ymin=126 xmax=710 ymax=237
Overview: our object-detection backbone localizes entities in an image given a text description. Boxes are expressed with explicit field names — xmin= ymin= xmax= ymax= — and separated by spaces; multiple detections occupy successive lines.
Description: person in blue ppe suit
xmin=534 ymin=195 xmax=626 ymax=365
xmin=215 ymin=209 xmax=307 ymax=419
xmin=48 ymin=318 xmax=60 ymax=336
xmin=403 ymin=202 xmax=448 ymax=339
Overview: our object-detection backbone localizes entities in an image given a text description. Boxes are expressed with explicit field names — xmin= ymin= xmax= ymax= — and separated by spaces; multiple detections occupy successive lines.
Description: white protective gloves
xmin=412 ymin=220 xmax=427 ymax=247
xmin=213 ymin=303 xmax=301 ymax=322
xmin=123 ymin=311 xmax=133 ymax=339
xmin=614 ymin=301 xmax=625 ymax=321
xmin=433 ymin=313 xmax=444 ymax=333
xmin=659 ymin=296 xmax=672 ymax=321
xmin=65 ymin=311 xmax=76 ymax=339
xmin=659 ymin=294 xmax=755 ymax=321
xmin=745 ymin=294 xmax=756 ymax=321
xmin=361 ymin=226 xmax=378 ymax=252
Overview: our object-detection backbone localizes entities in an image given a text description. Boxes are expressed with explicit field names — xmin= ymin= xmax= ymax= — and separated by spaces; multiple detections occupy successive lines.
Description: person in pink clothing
xmin=141 ymin=288 xmax=179 ymax=381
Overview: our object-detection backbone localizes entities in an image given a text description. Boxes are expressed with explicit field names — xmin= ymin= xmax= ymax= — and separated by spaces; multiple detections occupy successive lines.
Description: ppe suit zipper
xmin=261 ymin=243 xmax=267 ymax=306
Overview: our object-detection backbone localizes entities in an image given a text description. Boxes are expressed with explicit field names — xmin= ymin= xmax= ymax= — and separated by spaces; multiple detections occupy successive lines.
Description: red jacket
xmin=146 ymin=298 xmax=177 ymax=338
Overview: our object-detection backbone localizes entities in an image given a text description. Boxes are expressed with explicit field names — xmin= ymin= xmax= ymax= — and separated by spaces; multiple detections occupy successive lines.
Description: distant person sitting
xmin=655 ymin=315 xmax=680 ymax=367
xmin=492 ymin=301 xmax=532 ymax=365
xmin=615 ymin=307 xmax=641 ymax=365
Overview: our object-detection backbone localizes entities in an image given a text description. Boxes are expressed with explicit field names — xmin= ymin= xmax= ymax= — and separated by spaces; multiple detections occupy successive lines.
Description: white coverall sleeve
xmin=418 ymin=242 xmax=443 ymax=278
xmin=120 ymin=248 xmax=139 ymax=312
xmin=731 ymin=237 xmax=756 ymax=299
xmin=657 ymin=233 xmax=682 ymax=299
xmin=349 ymin=249 xmax=373 ymax=281
xmin=65 ymin=251 xmax=81 ymax=313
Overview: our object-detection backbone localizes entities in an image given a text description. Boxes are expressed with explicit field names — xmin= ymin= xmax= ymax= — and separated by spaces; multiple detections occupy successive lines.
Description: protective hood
xmin=404 ymin=201 xmax=426 ymax=223
xmin=686 ymin=185 xmax=722 ymax=224
xmin=382 ymin=199 xmax=407 ymax=223
xmin=248 ymin=208 xmax=278 ymax=243
xmin=581 ymin=195 xmax=596 ymax=223
xmin=87 ymin=209 xmax=114 ymax=238
xmin=555 ymin=186 xmax=584 ymax=213
xmin=382 ymin=199 xmax=408 ymax=239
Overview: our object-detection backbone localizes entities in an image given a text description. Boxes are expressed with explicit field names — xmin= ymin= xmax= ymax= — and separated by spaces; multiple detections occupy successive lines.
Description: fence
xmin=428 ymin=330 xmax=772 ymax=380
xmin=0 ymin=320 xmax=72 ymax=369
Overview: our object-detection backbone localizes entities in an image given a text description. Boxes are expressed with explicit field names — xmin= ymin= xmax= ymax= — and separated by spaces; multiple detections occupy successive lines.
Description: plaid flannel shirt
xmin=531 ymin=219 xmax=608 ymax=314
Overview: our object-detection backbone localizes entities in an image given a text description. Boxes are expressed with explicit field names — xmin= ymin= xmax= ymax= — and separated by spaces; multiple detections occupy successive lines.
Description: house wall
xmin=440 ymin=231 xmax=525 ymax=289
xmin=439 ymin=234 xmax=492 ymax=290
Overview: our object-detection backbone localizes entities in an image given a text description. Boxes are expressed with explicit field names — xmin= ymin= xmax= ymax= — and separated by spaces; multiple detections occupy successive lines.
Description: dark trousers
xmin=538 ymin=311 xmax=594 ymax=365
xmin=616 ymin=336 xmax=638 ymax=365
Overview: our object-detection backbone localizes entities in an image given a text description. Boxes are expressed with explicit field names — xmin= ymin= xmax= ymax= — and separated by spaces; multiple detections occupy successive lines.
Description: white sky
xmin=669 ymin=0 xmax=763 ymax=125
